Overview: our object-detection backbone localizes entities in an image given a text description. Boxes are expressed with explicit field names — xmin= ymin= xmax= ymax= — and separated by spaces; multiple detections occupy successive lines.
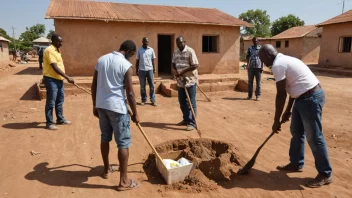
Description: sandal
xmin=117 ymin=180 xmax=140 ymax=191
xmin=102 ymin=165 xmax=119 ymax=179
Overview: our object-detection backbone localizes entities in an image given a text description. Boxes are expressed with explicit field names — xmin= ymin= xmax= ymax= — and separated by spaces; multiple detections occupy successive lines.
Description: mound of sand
xmin=143 ymin=138 xmax=246 ymax=193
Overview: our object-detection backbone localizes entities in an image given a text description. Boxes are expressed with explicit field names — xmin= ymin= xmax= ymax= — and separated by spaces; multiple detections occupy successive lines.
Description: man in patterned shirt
xmin=172 ymin=36 xmax=199 ymax=131
xmin=246 ymin=37 xmax=263 ymax=101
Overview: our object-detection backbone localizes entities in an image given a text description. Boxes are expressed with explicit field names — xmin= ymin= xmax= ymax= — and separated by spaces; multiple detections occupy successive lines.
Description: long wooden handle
xmin=196 ymin=84 xmax=211 ymax=102
xmin=184 ymin=87 xmax=202 ymax=138
xmin=74 ymin=83 xmax=92 ymax=95
xmin=127 ymin=109 xmax=164 ymax=163
xmin=74 ymin=84 xmax=164 ymax=164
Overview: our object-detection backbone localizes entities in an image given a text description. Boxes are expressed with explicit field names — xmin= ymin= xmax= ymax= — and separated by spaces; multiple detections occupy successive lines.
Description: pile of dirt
xmin=143 ymin=138 xmax=246 ymax=193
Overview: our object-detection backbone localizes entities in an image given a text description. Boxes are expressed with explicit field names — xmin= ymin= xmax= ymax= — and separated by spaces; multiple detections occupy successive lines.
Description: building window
xmin=276 ymin=41 xmax=281 ymax=48
xmin=285 ymin=40 xmax=289 ymax=48
xmin=339 ymin=37 xmax=352 ymax=53
xmin=202 ymin=36 xmax=218 ymax=53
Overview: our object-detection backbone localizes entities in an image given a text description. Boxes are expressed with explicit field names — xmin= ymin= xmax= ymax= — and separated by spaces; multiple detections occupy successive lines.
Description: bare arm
xmin=124 ymin=67 xmax=139 ymax=123
xmin=285 ymin=97 xmax=295 ymax=113
xmin=91 ymin=71 xmax=99 ymax=118
xmin=152 ymin=59 xmax=155 ymax=73
xmin=179 ymin=65 xmax=199 ymax=76
xmin=274 ymin=79 xmax=287 ymax=123
xmin=136 ymin=59 xmax=139 ymax=74
xmin=91 ymin=71 xmax=98 ymax=106
xmin=50 ymin=63 xmax=74 ymax=83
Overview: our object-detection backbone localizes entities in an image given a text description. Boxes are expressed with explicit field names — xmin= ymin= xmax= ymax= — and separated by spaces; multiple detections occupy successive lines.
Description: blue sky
xmin=1 ymin=0 xmax=351 ymax=38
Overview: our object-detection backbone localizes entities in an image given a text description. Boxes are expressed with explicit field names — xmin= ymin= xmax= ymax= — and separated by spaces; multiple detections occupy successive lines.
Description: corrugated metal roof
xmin=33 ymin=37 xmax=50 ymax=43
xmin=0 ymin=36 xmax=11 ymax=42
xmin=317 ymin=10 xmax=352 ymax=26
xmin=45 ymin=0 xmax=252 ymax=27
xmin=271 ymin=25 xmax=319 ymax=40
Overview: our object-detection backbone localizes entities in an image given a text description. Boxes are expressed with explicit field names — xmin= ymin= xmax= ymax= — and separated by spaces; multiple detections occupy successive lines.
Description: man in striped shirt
xmin=172 ymin=36 xmax=199 ymax=131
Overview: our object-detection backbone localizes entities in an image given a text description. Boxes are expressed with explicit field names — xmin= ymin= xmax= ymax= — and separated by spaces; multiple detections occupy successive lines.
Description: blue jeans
xmin=248 ymin=68 xmax=261 ymax=98
xmin=178 ymin=84 xmax=197 ymax=127
xmin=44 ymin=76 xmax=65 ymax=127
xmin=139 ymin=70 xmax=155 ymax=103
xmin=97 ymin=109 xmax=131 ymax=149
xmin=289 ymin=89 xmax=332 ymax=177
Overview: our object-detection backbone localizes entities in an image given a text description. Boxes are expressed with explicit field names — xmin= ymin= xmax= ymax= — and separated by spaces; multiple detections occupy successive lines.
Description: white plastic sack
xmin=177 ymin=158 xmax=191 ymax=166
xmin=162 ymin=159 xmax=180 ymax=169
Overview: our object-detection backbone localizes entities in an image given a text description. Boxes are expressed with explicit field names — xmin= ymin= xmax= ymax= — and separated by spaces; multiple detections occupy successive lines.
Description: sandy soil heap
xmin=143 ymin=138 xmax=246 ymax=193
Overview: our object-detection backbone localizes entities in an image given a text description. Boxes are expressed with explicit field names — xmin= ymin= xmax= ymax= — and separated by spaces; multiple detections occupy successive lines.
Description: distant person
xmin=38 ymin=47 xmax=44 ymax=70
xmin=91 ymin=40 xmax=140 ymax=191
xmin=136 ymin=37 xmax=157 ymax=106
xmin=12 ymin=50 xmax=17 ymax=61
xmin=246 ymin=37 xmax=263 ymax=101
xmin=43 ymin=34 xmax=75 ymax=130
xmin=259 ymin=44 xmax=332 ymax=188
xmin=172 ymin=36 xmax=199 ymax=131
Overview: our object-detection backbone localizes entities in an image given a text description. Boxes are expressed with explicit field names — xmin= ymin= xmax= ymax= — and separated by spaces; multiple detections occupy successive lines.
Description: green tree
xmin=47 ymin=30 xmax=55 ymax=40
xmin=239 ymin=9 xmax=271 ymax=37
xmin=0 ymin=28 xmax=11 ymax=40
xmin=19 ymin=24 xmax=46 ymax=51
xmin=271 ymin=14 xmax=305 ymax=36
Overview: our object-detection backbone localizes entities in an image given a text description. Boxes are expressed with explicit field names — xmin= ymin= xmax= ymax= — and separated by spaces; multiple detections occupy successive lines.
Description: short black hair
xmin=252 ymin=37 xmax=258 ymax=41
xmin=51 ymin=34 xmax=61 ymax=42
xmin=176 ymin=36 xmax=184 ymax=42
xmin=119 ymin=40 xmax=136 ymax=52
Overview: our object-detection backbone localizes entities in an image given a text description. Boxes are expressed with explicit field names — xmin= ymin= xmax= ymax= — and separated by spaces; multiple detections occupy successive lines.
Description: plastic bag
xmin=177 ymin=158 xmax=191 ymax=166
xmin=162 ymin=159 xmax=180 ymax=169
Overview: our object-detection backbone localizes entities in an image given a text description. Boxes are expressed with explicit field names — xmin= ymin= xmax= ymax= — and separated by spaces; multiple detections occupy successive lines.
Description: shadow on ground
xmin=25 ymin=162 xmax=144 ymax=190
xmin=15 ymin=67 xmax=42 ymax=75
xmin=222 ymin=97 xmax=248 ymax=101
xmin=219 ymin=169 xmax=308 ymax=191
xmin=2 ymin=122 xmax=45 ymax=130
xmin=141 ymin=122 xmax=180 ymax=131
xmin=20 ymin=83 xmax=40 ymax=101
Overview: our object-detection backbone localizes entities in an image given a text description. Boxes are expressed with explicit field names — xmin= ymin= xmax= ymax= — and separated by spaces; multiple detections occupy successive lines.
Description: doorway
xmin=157 ymin=35 xmax=173 ymax=76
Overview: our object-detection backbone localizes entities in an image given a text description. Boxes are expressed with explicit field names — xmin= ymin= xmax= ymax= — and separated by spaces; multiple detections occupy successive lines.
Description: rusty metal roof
xmin=45 ymin=0 xmax=252 ymax=27
xmin=270 ymin=25 xmax=320 ymax=40
xmin=317 ymin=10 xmax=352 ymax=26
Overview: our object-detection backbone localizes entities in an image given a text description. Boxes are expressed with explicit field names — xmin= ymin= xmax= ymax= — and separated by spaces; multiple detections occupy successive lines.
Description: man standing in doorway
xmin=246 ymin=37 xmax=263 ymax=101
xmin=43 ymin=34 xmax=75 ymax=130
xmin=136 ymin=37 xmax=157 ymax=106
xmin=91 ymin=40 xmax=140 ymax=191
xmin=259 ymin=44 xmax=332 ymax=188
xmin=172 ymin=36 xmax=199 ymax=131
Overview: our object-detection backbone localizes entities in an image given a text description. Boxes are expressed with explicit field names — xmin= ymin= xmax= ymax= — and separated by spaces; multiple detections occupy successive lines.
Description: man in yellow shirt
xmin=43 ymin=34 xmax=75 ymax=130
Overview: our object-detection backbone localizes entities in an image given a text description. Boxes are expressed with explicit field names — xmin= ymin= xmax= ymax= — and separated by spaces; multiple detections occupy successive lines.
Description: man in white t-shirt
xmin=91 ymin=40 xmax=140 ymax=191
xmin=259 ymin=44 xmax=332 ymax=188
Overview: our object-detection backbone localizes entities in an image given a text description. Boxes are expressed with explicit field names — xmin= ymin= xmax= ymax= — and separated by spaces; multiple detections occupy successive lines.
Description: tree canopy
xmin=271 ymin=14 xmax=305 ymax=36
xmin=239 ymin=9 xmax=271 ymax=37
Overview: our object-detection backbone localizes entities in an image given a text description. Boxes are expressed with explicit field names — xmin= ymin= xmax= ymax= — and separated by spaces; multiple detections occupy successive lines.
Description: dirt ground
xmin=0 ymin=63 xmax=351 ymax=198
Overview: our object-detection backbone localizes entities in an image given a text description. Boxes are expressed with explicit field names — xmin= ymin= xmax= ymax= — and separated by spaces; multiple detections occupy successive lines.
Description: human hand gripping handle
xmin=127 ymin=108 xmax=140 ymax=124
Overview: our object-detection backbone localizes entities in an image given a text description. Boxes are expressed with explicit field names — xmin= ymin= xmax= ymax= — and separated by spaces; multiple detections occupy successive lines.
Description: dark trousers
xmin=248 ymin=68 xmax=262 ymax=98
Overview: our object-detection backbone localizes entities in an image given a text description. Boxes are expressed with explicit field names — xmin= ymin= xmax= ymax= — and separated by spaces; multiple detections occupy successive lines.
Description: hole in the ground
xmin=143 ymin=138 xmax=246 ymax=193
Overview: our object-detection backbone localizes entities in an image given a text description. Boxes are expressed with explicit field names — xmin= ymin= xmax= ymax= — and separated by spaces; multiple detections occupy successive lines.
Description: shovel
xmin=237 ymin=122 xmax=283 ymax=175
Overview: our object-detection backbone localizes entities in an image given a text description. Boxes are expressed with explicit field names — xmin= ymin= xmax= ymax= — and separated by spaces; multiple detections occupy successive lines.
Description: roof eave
xmin=46 ymin=16 xmax=252 ymax=27
xmin=317 ymin=21 xmax=352 ymax=27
